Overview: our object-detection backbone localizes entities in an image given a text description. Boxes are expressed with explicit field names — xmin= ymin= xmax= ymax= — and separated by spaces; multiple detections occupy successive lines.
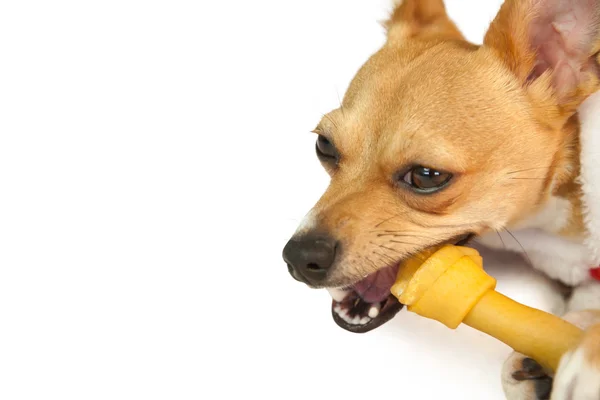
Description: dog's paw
xmin=550 ymin=324 xmax=600 ymax=400
xmin=503 ymin=352 xmax=553 ymax=400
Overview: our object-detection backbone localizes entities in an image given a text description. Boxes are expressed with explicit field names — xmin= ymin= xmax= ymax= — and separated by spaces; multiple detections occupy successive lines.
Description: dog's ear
xmin=385 ymin=0 xmax=464 ymax=42
xmin=484 ymin=0 xmax=600 ymax=113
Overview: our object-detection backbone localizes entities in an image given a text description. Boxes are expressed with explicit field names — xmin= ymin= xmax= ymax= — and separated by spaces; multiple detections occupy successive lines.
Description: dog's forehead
xmin=326 ymin=45 xmax=534 ymax=159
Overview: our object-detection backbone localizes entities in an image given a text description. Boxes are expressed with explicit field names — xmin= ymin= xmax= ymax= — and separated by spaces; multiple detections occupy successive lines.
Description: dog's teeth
xmin=327 ymin=288 xmax=348 ymax=302
xmin=342 ymin=313 xmax=353 ymax=324
xmin=334 ymin=306 xmax=355 ymax=324
xmin=368 ymin=304 xmax=380 ymax=318
xmin=333 ymin=299 xmax=376 ymax=325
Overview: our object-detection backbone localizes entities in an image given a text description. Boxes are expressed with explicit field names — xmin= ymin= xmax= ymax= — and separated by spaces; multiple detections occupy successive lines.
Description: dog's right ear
xmin=484 ymin=0 xmax=600 ymax=115
xmin=384 ymin=0 xmax=464 ymax=43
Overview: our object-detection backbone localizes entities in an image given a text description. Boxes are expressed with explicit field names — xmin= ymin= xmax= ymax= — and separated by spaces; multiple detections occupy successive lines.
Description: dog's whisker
xmin=370 ymin=226 xmax=454 ymax=234
xmin=373 ymin=251 xmax=397 ymax=265
xmin=496 ymin=230 xmax=507 ymax=250
xmin=505 ymin=166 xmax=551 ymax=175
xmin=408 ymin=221 xmax=477 ymax=230
xmin=379 ymin=245 xmax=404 ymax=255
xmin=374 ymin=211 xmax=411 ymax=228
xmin=375 ymin=232 xmax=441 ymax=241
xmin=370 ymin=253 xmax=388 ymax=267
xmin=370 ymin=229 xmax=430 ymax=234
xmin=508 ymin=177 xmax=547 ymax=181
xmin=361 ymin=255 xmax=380 ymax=271
xmin=389 ymin=239 xmax=422 ymax=246
xmin=370 ymin=241 xmax=405 ymax=256
xmin=371 ymin=229 xmax=437 ymax=233
xmin=336 ymin=89 xmax=346 ymax=118
xmin=322 ymin=113 xmax=340 ymax=131
xmin=504 ymin=228 xmax=533 ymax=266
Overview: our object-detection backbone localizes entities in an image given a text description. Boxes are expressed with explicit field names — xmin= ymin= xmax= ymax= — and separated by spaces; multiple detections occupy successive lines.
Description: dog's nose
xmin=282 ymin=235 xmax=338 ymax=284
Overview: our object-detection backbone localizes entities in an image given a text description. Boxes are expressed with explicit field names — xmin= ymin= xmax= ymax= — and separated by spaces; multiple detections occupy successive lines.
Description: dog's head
xmin=283 ymin=0 xmax=600 ymax=333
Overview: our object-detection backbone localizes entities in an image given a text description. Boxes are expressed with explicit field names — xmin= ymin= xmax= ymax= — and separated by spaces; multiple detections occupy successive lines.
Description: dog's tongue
xmin=352 ymin=264 xmax=399 ymax=303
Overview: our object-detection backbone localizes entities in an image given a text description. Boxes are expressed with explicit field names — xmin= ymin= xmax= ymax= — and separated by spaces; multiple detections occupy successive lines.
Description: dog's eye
xmin=316 ymin=135 xmax=338 ymax=162
xmin=402 ymin=166 xmax=452 ymax=193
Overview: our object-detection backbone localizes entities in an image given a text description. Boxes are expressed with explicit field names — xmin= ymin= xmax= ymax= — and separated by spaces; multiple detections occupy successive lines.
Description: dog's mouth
xmin=328 ymin=264 xmax=404 ymax=333
xmin=328 ymin=233 xmax=474 ymax=334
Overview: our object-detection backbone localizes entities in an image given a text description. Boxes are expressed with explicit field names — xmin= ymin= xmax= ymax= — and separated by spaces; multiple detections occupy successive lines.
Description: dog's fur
xmin=289 ymin=0 xmax=600 ymax=398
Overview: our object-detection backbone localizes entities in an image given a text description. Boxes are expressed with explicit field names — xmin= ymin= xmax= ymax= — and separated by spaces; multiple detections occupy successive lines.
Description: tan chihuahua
xmin=283 ymin=0 xmax=600 ymax=398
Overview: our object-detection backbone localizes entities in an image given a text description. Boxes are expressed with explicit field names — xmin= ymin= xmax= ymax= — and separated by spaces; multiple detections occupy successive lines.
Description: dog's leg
xmin=502 ymin=310 xmax=600 ymax=399
xmin=502 ymin=353 xmax=554 ymax=400
xmin=551 ymin=323 xmax=600 ymax=399
xmin=549 ymin=283 xmax=600 ymax=399
xmin=501 ymin=283 xmax=600 ymax=400
xmin=500 ymin=312 xmax=564 ymax=399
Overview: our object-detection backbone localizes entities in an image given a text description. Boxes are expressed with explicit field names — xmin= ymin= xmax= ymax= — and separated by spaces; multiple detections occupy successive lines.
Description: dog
xmin=282 ymin=0 xmax=600 ymax=398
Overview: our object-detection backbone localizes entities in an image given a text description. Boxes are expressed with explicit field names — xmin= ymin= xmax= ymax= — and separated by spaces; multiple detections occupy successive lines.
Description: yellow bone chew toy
xmin=390 ymin=245 xmax=582 ymax=372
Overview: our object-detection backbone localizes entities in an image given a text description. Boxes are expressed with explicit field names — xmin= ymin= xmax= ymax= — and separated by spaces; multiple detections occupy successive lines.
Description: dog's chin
xmin=328 ymin=233 xmax=475 ymax=334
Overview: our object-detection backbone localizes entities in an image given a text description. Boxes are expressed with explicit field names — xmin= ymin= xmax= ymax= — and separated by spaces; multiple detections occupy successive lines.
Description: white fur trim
xmin=567 ymin=281 xmax=600 ymax=312
xmin=578 ymin=91 xmax=600 ymax=263
xmin=477 ymin=226 xmax=593 ymax=286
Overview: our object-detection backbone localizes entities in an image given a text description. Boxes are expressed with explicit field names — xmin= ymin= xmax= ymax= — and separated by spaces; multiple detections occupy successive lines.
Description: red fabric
xmin=590 ymin=267 xmax=600 ymax=281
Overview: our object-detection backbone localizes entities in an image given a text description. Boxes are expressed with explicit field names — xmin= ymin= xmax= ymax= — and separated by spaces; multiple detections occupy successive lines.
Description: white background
xmin=0 ymin=0 xmax=561 ymax=399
